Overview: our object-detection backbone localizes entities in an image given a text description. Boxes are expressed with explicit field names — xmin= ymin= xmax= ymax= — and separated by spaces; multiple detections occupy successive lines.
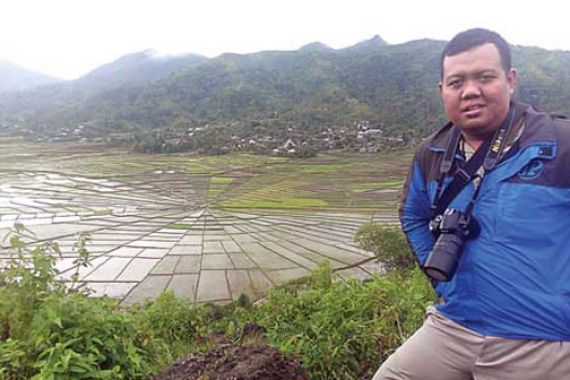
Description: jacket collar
xmin=428 ymin=101 xmax=557 ymax=154
xmin=427 ymin=121 xmax=455 ymax=153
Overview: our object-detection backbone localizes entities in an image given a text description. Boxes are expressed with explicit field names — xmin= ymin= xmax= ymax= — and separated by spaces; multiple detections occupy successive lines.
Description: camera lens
xmin=423 ymin=233 xmax=464 ymax=282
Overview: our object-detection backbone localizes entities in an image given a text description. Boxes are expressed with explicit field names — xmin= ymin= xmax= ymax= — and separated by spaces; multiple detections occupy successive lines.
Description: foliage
xmin=0 ymin=224 xmax=64 ymax=344
xmin=24 ymin=294 xmax=168 ymax=379
xmin=133 ymin=292 xmax=208 ymax=348
xmin=0 ymin=222 xmax=436 ymax=380
xmin=238 ymin=262 xmax=435 ymax=379
xmin=354 ymin=223 xmax=416 ymax=272
xmin=0 ymin=227 xmax=195 ymax=379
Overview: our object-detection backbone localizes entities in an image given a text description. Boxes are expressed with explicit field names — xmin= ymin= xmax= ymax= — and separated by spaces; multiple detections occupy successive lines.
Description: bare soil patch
xmin=153 ymin=342 xmax=309 ymax=380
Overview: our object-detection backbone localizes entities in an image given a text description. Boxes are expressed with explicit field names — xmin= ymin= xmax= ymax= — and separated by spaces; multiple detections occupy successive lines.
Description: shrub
xmin=27 ymin=294 xmax=169 ymax=379
xmin=0 ymin=222 xmax=436 ymax=380
xmin=0 ymin=227 xmax=192 ymax=379
xmin=242 ymin=262 xmax=435 ymax=379
xmin=354 ymin=223 xmax=416 ymax=272
xmin=133 ymin=291 xmax=208 ymax=355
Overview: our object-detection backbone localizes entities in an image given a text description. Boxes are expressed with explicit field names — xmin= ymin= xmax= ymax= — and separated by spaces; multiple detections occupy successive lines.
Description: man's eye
xmin=448 ymin=80 xmax=462 ymax=88
xmin=480 ymin=75 xmax=495 ymax=82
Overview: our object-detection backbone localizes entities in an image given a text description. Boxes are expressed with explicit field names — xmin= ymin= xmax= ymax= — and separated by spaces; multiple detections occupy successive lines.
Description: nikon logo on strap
xmin=490 ymin=133 xmax=504 ymax=154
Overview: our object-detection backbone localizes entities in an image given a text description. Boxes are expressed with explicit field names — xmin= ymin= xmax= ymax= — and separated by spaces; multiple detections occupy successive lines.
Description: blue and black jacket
xmin=400 ymin=102 xmax=570 ymax=340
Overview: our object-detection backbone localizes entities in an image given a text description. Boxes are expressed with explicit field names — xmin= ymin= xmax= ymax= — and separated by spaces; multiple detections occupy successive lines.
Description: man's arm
xmin=399 ymin=158 xmax=436 ymax=266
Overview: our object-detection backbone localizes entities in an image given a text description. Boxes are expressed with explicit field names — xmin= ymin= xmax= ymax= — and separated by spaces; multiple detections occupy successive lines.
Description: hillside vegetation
xmin=1 ymin=37 xmax=569 ymax=147
xmin=0 ymin=224 xmax=434 ymax=380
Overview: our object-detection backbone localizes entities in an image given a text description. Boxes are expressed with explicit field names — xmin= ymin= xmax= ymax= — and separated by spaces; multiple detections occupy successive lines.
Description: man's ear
xmin=438 ymin=81 xmax=443 ymax=95
xmin=507 ymin=68 xmax=517 ymax=95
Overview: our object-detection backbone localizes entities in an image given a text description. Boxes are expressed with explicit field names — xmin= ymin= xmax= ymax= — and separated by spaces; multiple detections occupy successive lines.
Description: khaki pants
xmin=373 ymin=308 xmax=570 ymax=380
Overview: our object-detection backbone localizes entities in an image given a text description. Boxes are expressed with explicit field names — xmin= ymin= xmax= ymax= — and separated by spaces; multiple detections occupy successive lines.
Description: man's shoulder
xmin=409 ymin=123 xmax=455 ymax=184
xmin=552 ymin=115 xmax=570 ymax=135
xmin=414 ymin=122 xmax=454 ymax=158
xmin=522 ymin=105 xmax=570 ymax=146
xmin=519 ymin=106 xmax=570 ymax=186
xmin=415 ymin=123 xmax=454 ymax=167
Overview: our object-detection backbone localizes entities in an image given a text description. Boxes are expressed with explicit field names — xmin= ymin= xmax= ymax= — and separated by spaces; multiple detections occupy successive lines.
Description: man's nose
xmin=461 ymin=79 xmax=481 ymax=99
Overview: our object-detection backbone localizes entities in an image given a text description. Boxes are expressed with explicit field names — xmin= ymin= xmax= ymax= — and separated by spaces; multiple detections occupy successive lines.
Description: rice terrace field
xmin=0 ymin=138 xmax=411 ymax=305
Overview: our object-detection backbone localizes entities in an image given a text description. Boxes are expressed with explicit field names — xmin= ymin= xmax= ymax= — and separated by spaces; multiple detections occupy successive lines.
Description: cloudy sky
xmin=1 ymin=0 xmax=568 ymax=80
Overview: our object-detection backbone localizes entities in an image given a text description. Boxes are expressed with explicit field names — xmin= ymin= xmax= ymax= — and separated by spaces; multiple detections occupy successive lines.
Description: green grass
xmin=377 ymin=179 xmax=405 ymax=188
xmin=296 ymin=164 xmax=350 ymax=174
xmin=185 ymin=162 xmax=220 ymax=174
xmin=210 ymin=177 xmax=234 ymax=184
xmin=350 ymin=179 xmax=405 ymax=193
xmin=198 ymin=153 xmax=288 ymax=167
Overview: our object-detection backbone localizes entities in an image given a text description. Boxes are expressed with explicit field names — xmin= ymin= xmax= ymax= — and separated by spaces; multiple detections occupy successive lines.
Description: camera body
xmin=423 ymin=208 xmax=480 ymax=282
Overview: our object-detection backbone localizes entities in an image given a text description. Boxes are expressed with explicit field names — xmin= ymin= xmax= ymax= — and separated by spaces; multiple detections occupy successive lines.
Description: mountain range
xmin=1 ymin=36 xmax=569 ymax=142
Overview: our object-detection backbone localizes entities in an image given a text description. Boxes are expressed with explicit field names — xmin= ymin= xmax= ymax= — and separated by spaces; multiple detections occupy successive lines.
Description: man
xmin=373 ymin=28 xmax=570 ymax=380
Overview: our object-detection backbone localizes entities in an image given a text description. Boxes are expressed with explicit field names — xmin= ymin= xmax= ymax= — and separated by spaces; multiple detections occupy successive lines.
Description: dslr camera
xmin=423 ymin=208 xmax=480 ymax=282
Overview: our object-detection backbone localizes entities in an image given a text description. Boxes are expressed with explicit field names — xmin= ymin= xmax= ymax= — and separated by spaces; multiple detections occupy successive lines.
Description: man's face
xmin=439 ymin=43 xmax=517 ymax=141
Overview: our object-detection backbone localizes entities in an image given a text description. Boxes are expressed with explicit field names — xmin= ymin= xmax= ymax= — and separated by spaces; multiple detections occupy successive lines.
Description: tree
xmin=354 ymin=223 xmax=415 ymax=272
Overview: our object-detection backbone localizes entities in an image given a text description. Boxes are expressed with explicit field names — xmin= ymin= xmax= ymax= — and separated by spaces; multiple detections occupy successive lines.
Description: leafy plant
xmin=239 ymin=262 xmax=435 ymax=379
xmin=70 ymin=232 xmax=92 ymax=287
xmin=0 ymin=223 xmax=63 ymax=343
xmin=0 ymin=226 xmax=181 ymax=379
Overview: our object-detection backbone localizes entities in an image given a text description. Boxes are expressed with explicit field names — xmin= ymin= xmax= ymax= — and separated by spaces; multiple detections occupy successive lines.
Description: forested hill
xmin=1 ymin=36 xmax=570 ymax=141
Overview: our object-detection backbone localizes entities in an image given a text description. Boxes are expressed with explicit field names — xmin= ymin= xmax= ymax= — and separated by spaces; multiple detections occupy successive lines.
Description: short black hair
xmin=440 ymin=28 xmax=511 ymax=79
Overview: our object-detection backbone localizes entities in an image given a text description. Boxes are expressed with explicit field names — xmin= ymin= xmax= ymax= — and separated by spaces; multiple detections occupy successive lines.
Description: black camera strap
xmin=430 ymin=106 xmax=516 ymax=219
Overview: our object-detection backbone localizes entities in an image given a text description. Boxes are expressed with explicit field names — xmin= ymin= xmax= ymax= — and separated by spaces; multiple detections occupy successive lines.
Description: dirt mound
xmin=153 ymin=343 xmax=309 ymax=380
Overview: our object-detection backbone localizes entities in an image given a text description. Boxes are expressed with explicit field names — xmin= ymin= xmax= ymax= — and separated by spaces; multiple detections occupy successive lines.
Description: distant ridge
xmin=0 ymin=59 xmax=61 ymax=94
xmin=74 ymin=50 xmax=207 ymax=92
xmin=299 ymin=42 xmax=334 ymax=52
xmin=342 ymin=35 xmax=388 ymax=52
